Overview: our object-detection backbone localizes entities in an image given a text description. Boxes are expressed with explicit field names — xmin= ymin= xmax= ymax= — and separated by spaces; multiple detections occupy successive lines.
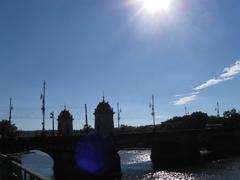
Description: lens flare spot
xmin=74 ymin=133 xmax=121 ymax=176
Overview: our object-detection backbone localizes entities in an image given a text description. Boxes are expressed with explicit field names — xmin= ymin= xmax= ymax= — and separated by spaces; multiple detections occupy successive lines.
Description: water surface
xmin=119 ymin=149 xmax=240 ymax=180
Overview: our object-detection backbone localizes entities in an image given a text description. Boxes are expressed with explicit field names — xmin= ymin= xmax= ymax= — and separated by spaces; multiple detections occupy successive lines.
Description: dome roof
xmin=57 ymin=108 xmax=73 ymax=121
xmin=94 ymin=100 xmax=114 ymax=114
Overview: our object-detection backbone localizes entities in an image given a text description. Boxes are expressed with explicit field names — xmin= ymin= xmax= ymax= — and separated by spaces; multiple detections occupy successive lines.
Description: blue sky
xmin=0 ymin=0 xmax=240 ymax=130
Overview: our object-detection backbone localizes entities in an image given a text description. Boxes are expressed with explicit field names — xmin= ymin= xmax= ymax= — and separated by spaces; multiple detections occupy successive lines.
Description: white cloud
xmin=193 ymin=61 xmax=240 ymax=91
xmin=175 ymin=94 xmax=183 ymax=97
xmin=173 ymin=60 xmax=240 ymax=106
xmin=223 ymin=76 xmax=234 ymax=81
xmin=220 ymin=61 xmax=240 ymax=78
xmin=174 ymin=94 xmax=197 ymax=106
xmin=175 ymin=91 xmax=200 ymax=98
xmin=193 ymin=78 xmax=223 ymax=91
xmin=191 ymin=91 xmax=200 ymax=95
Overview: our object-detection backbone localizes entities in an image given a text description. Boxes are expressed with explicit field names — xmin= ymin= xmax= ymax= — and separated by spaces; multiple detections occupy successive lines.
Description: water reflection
xmin=143 ymin=171 xmax=197 ymax=180
xmin=119 ymin=149 xmax=240 ymax=180
xmin=119 ymin=149 xmax=152 ymax=179
xmin=119 ymin=150 xmax=151 ymax=165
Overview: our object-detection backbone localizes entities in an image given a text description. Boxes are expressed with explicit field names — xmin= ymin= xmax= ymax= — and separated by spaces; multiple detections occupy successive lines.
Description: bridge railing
xmin=0 ymin=153 xmax=50 ymax=180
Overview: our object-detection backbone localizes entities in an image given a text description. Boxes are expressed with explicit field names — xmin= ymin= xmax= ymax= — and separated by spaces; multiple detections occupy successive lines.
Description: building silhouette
xmin=57 ymin=107 xmax=73 ymax=136
xmin=94 ymin=98 xmax=114 ymax=134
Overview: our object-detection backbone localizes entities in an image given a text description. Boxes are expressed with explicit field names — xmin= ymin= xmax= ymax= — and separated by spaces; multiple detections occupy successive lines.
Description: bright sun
xmin=142 ymin=0 xmax=172 ymax=14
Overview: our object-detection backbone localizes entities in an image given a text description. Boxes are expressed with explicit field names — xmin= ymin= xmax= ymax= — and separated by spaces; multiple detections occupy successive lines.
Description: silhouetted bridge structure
xmin=1 ymin=127 xmax=240 ymax=178
xmin=116 ymin=127 xmax=240 ymax=169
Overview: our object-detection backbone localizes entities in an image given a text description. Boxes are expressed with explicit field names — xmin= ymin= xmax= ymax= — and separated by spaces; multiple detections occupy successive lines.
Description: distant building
xmin=57 ymin=107 xmax=73 ymax=136
xmin=94 ymin=98 xmax=114 ymax=134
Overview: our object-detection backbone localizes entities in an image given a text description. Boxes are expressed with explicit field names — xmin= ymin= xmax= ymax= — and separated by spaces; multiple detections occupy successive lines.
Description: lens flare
xmin=74 ymin=133 xmax=121 ymax=176
xmin=142 ymin=0 xmax=172 ymax=14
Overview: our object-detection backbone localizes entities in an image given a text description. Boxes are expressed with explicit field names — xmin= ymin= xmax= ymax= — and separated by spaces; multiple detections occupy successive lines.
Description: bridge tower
xmin=57 ymin=106 xmax=74 ymax=136
xmin=94 ymin=96 xmax=114 ymax=134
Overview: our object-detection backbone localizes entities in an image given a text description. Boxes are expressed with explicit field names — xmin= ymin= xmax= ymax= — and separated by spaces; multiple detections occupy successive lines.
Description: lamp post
xmin=9 ymin=97 xmax=13 ymax=124
xmin=50 ymin=112 xmax=54 ymax=136
xmin=41 ymin=81 xmax=46 ymax=136
xmin=149 ymin=95 xmax=155 ymax=132
xmin=117 ymin=102 xmax=121 ymax=128
xmin=85 ymin=104 xmax=89 ymax=134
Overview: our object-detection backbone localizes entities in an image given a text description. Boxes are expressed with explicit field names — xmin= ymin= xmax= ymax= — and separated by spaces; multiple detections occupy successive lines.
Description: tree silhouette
xmin=160 ymin=111 xmax=208 ymax=130
xmin=0 ymin=120 xmax=18 ymax=137
xmin=223 ymin=108 xmax=238 ymax=118
xmin=222 ymin=109 xmax=240 ymax=127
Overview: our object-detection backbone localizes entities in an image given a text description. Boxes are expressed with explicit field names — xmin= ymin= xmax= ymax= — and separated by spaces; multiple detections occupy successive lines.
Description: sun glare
xmin=142 ymin=0 xmax=172 ymax=14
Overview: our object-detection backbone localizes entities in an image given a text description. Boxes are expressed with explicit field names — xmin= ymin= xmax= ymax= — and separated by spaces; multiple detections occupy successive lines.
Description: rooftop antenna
xmin=185 ymin=106 xmax=189 ymax=115
xmin=9 ymin=97 xmax=13 ymax=124
xmin=117 ymin=102 xmax=122 ymax=128
xmin=149 ymin=95 xmax=155 ymax=131
xmin=85 ymin=104 xmax=89 ymax=134
xmin=215 ymin=101 xmax=220 ymax=117
xmin=40 ymin=80 xmax=46 ymax=136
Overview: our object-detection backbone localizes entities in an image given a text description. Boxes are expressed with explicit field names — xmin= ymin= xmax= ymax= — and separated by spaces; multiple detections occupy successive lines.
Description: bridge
xmin=1 ymin=127 xmax=240 ymax=179
xmin=0 ymin=135 xmax=122 ymax=179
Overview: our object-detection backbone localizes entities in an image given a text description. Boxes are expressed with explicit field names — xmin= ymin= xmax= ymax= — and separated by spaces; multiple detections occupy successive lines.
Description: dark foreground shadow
xmin=54 ymin=133 xmax=122 ymax=180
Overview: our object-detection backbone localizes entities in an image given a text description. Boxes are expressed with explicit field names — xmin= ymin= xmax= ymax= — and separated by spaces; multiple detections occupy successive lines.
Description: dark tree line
xmin=115 ymin=108 xmax=240 ymax=133
xmin=159 ymin=108 xmax=240 ymax=131
xmin=0 ymin=120 xmax=18 ymax=137
xmin=160 ymin=111 xmax=208 ymax=130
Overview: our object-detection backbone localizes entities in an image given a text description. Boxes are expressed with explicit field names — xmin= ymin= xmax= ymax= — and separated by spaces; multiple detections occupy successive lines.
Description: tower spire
xmin=102 ymin=91 xmax=105 ymax=102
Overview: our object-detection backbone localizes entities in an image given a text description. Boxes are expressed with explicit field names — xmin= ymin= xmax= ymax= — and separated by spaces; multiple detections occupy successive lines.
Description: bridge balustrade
xmin=0 ymin=153 xmax=49 ymax=180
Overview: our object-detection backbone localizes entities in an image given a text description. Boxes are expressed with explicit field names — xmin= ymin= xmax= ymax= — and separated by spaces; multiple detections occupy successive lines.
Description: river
xmin=119 ymin=149 xmax=240 ymax=180
xmin=21 ymin=149 xmax=240 ymax=179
